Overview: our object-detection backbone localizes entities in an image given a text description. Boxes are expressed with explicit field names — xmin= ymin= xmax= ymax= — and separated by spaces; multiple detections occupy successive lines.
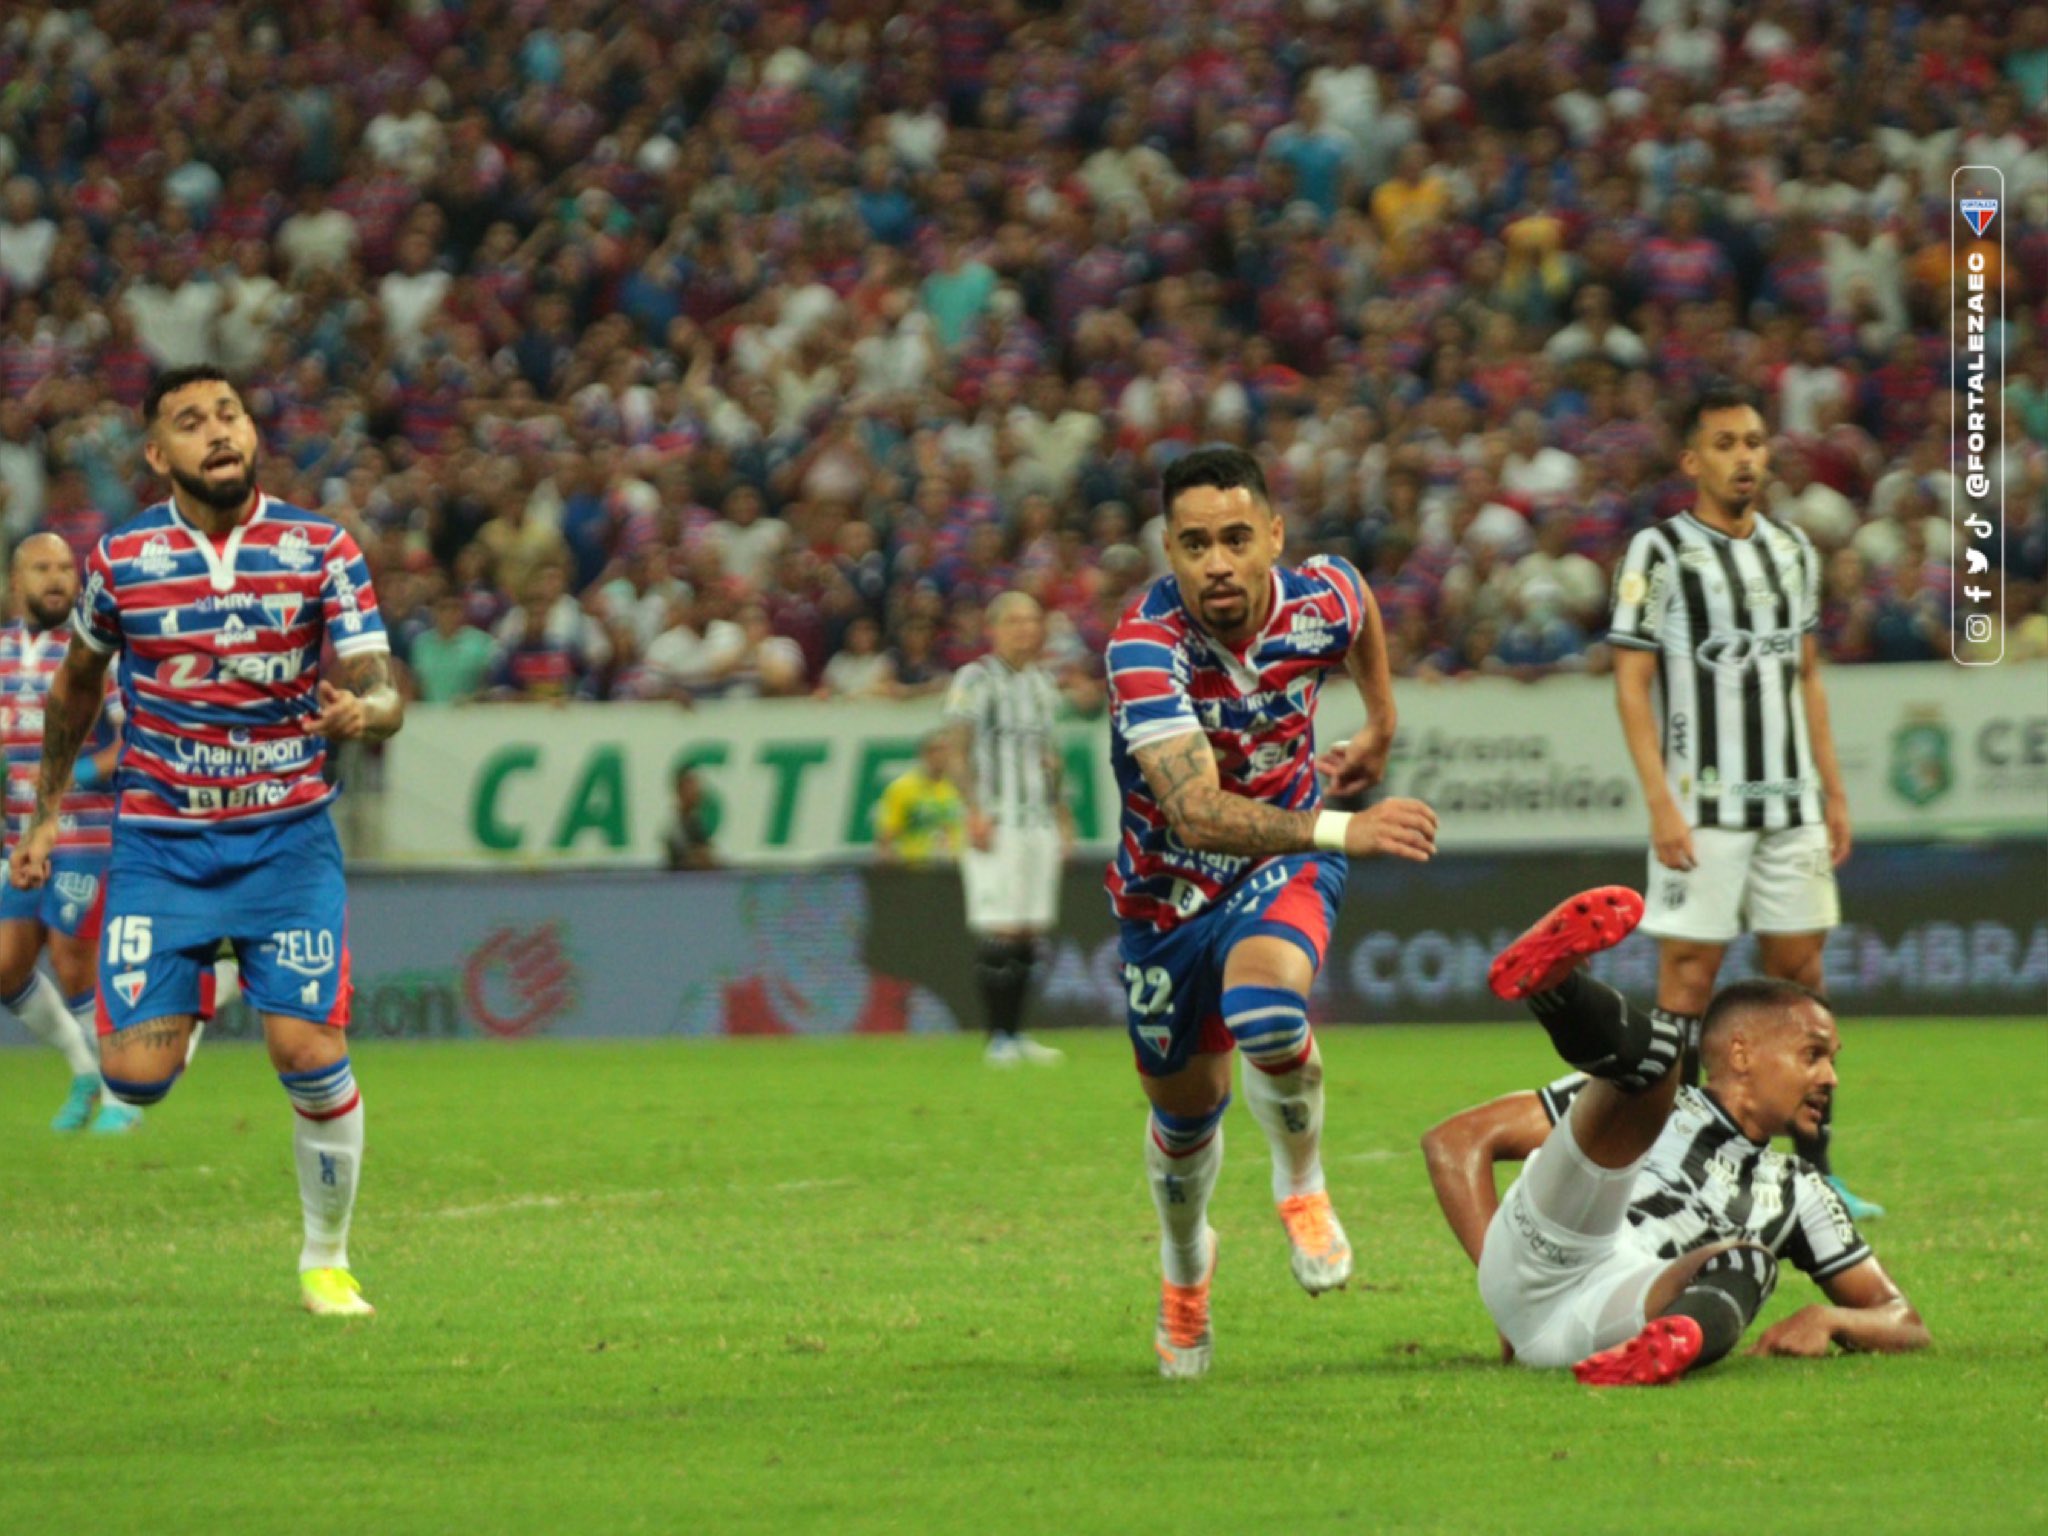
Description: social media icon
xmin=1964 ymin=613 xmax=1993 ymax=644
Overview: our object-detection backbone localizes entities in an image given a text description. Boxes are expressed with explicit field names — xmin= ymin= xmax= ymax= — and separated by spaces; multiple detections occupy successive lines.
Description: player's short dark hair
xmin=1160 ymin=446 xmax=1272 ymax=523
xmin=1680 ymin=382 xmax=1764 ymax=444
xmin=144 ymin=365 xmax=239 ymax=426
xmin=1700 ymin=977 xmax=1831 ymax=1050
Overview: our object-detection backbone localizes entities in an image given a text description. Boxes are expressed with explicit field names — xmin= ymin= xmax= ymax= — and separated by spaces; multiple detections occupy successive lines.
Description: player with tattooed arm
xmin=10 ymin=366 xmax=403 ymax=1317
xmin=1105 ymin=446 xmax=1436 ymax=1378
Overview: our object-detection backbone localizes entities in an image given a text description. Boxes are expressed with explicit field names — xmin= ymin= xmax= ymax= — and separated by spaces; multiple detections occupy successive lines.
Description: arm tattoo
xmin=34 ymin=647 xmax=110 ymax=826
xmin=1135 ymin=733 xmax=1314 ymax=857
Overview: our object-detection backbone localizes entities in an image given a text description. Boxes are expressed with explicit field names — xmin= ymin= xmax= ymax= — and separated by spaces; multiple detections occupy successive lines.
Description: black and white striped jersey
xmin=1608 ymin=512 xmax=1825 ymax=831
xmin=942 ymin=657 xmax=1063 ymax=829
xmin=1537 ymin=1074 xmax=1872 ymax=1281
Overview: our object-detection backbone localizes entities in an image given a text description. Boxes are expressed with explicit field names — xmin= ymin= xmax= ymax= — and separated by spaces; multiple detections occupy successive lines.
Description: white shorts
xmin=961 ymin=823 xmax=1061 ymax=935
xmin=1477 ymin=1137 xmax=1668 ymax=1370
xmin=1640 ymin=823 xmax=1840 ymax=945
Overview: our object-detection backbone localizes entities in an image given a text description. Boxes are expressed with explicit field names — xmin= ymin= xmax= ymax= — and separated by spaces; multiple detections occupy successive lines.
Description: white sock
xmin=65 ymin=990 xmax=104 ymax=1072
xmin=8 ymin=972 xmax=97 ymax=1077
xmin=281 ymin=1058 xmax=365 ymax=1271
xmin=1241 ymin=1039 xmax=1327 ymax=1203
xmin=213 ymin=957 xmax=243 ymax=1012
xmin=1146 ymin=1110 xmax=1224 ymax=1286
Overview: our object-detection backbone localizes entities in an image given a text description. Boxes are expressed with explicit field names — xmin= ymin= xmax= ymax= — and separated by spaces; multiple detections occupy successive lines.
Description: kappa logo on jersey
xmin=301 ymin=979 xmax=321 ymax=1006
xmin=271 ymin=927 xmax=337 ymax=978
xmin=136 ymin=535 xmax=176 ymax=578
xmin=275 ymin=526 xmax=317 ymax=570
xmin=262 ymin=593 xmax=304 ymax=632
xmin=1960 ymin=197 xmax=1998 ymax=238
xmin=216 ymin=615 xmax=258 ymax=649
xmin=111 ymin=969 xmax=148 ymax=1008
xmin=54 ymin=872 xmax=97 ymax=907
xmin=159 ymin=607 xmax=179 ymax=635
xmin=325 ymin=557 xmax=364 ymax=633
xmin=1289 ymin=608 xmax=1332 ymax=645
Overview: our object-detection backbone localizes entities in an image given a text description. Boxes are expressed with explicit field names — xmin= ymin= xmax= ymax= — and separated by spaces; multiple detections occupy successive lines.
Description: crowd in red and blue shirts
xmin=0 ymin=0 xmax=2043 ymax=707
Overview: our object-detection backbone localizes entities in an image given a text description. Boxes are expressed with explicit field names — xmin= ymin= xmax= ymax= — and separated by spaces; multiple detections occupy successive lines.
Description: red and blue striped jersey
xmin=1105 ymin=556 xmax=1367 ymax=932
xmin=0 ymin=622 xmax=120 ymax=853
xmin=72 ymin=495 xmax=389 ymax=833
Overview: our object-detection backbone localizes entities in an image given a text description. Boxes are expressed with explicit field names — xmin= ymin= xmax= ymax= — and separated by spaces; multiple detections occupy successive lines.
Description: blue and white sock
xmin=280 ymin=1057 xmax=365 ymax=1272
xmin=1146 ymin=1098 xmax=1226 ymax=1286
xmin=1224 ymin=986 xmax=1325 ymax=1202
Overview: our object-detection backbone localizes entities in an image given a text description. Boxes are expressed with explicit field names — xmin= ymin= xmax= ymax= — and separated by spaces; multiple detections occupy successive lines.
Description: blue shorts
xmin=97 ymin=812 xmax=352 ymax=1036
xmin=1119 ymin=853 xmax=1345 ymax=1078
xmin=0 ymin=850 xmax=108 ymax=940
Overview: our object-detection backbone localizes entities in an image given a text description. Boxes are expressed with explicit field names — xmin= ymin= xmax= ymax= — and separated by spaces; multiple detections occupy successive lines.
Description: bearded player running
xmin=11 ymin=365 xmax=402 ymax=1317
xmin=1106 ymin=446 xmax=1436 ymax=1378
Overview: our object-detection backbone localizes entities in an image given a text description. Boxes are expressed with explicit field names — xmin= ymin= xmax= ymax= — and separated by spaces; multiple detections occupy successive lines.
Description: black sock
xmin=1673 ymin=1010 xmax=1705 ymax=1088
xmin=975 ymin=939 xmax=1033 ymax=1038
xmin=1659 ymin=1246 xmax=1779 ymax=1368
xmin=1793 ymin=1094 xmax=1834 ymax=1175
xmin=1527 ymin=972 xmax=1683 ymax=1093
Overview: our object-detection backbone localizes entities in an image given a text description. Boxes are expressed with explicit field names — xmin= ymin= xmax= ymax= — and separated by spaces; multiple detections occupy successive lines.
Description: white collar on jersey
xmin=170 ymin=492 xmax=269 ymax=594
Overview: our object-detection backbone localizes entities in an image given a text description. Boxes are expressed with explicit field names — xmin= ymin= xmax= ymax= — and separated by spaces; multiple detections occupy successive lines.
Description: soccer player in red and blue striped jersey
xmin=0 ymin=533 xmax=128 ymax=1131
xmin=1106 ymin=446 xmax=1437 ymax=1377
xmin=10 ymin=366 xmax=403 ymax=1317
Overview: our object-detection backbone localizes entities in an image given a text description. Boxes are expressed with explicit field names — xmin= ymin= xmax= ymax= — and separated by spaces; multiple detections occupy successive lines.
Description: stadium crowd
xmin=1 ymin=0 xmax=2044 ymax=706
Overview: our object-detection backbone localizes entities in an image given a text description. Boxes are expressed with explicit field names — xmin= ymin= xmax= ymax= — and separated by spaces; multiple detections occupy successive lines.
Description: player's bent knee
xmin=1221 ymin=984 xmax=1311 ymax=1072
xmin=100 ymin=1068 xmax=181 ymax=1107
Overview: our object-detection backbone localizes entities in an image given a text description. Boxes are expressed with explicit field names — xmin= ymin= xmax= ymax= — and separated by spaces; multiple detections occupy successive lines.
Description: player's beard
xmin=170 ymin=456 xmax=256 ymax=513
xmin=24 ymin=592 xmax=73 ymax=631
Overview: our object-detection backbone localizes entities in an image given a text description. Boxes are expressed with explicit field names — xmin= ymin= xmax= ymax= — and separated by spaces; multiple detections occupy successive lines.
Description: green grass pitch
xmin=2 ymin=1020 xmax=2044 ymax=1535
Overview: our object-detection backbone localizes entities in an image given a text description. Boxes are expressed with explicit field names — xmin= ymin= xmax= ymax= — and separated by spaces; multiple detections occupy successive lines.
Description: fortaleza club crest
xmin=1889 ymin=708 xmax=1953 ymax=808
xmin=1959 ymin=198 xmax=1998 ymax=238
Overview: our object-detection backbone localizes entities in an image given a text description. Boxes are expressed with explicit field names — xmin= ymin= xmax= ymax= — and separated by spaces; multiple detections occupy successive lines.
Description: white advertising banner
xmin=376 ymin=663 xmax=2044 ymax=868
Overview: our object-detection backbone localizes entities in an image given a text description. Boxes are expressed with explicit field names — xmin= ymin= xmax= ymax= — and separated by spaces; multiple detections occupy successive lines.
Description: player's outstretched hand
xmin=1747 ymin=1305 xmax=1837 ymax=1358
xmin=1317 ymin=724 xmax=1393 ymax=798
xmin=301 ymin=681 xmax=367 ymax=741
xmin=1344 ymin=797 xmax=1437 ymax=862
xmin=9 ymin=819 xmax=57 ymax=891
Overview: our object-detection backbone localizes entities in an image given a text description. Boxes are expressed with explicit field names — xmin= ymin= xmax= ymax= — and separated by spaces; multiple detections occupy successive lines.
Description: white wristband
xmin=1313 ymin=811 xmax=1352 ymax=853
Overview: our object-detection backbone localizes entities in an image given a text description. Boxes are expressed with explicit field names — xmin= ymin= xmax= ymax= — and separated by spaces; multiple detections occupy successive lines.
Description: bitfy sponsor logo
xmin=1951 ymin=168 xmax=2003 ymax=664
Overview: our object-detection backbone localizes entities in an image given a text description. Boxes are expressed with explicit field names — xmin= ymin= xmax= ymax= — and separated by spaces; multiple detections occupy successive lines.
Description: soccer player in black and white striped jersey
xmin=942 ymin=592 xmax=1073 ymax=1066
xmin=1423 ymin=887 xmax=1927 ymax=1385
xmin=1608 ymin=385 xmax=1879 ymax=1220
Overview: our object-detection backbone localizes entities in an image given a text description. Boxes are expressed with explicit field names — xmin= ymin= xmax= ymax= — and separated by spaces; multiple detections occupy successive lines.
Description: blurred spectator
xmin=0 ymin=179 xmax=55 ymax=293
xmin=408 ymin=593 xmax=498 ymax=705
xmin=872 ymin=735 xmax=964 ymax=867
xmin=663 ymin=767 xmax=720 ymax=872
xmin=820 ymin=615 xmax=896 ymax=699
